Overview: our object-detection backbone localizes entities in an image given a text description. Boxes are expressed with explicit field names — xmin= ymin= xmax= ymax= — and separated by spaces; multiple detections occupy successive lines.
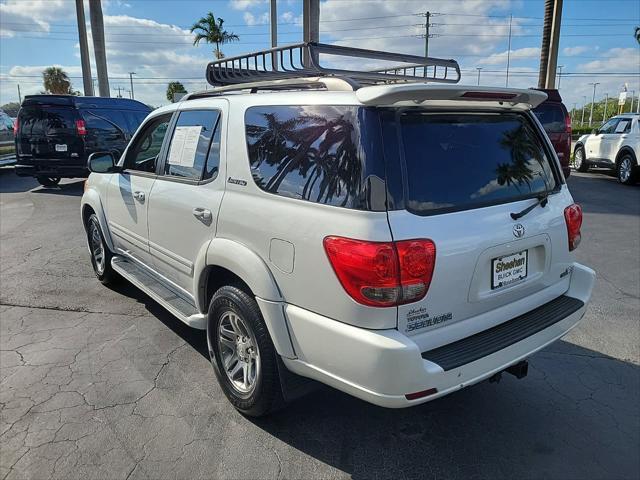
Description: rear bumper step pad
xmin=421 ymin=295 xmax=584 ymax=371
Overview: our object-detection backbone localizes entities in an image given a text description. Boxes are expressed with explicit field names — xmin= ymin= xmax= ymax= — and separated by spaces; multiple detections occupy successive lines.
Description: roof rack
xmin=205 ymin=42 xmax=460 ymax=87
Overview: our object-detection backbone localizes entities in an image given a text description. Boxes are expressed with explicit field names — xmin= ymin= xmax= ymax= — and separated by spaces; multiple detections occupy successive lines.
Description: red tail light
xmin=564 ymin=204 xmax=582 ymax=251
xmin=323 ymin=236 xmax=436 ymax=307
xmin=564 ymin=111 xmax=572 ymax=134
xmin=75 ymin=119 xmax=87 ymax=136
xmin=13 ymin=118 xmax=18 ymax=136
xmin=461 ymin=91 xmax=518 ymax=100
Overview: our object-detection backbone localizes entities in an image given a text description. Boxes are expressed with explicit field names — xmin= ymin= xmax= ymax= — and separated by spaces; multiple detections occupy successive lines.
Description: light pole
xmin=588 ymin=82 xmax=599 ymax=127
xmin=630 ymin=90 xmax=636 ymax=113
xmin=556 ymin=65 xmax=563 ymax=88
xmin=128 ymin=72 xmax=136 ymax=100
xmin=571 ymin=102 xmax=577 ymax=123
xmin=581 ymin=96 xmax=587 ymax=126
xmin=476 ymin=67 xmax=482 ymax=85
xmin=603 ymin=93 xmax=609 ymax=121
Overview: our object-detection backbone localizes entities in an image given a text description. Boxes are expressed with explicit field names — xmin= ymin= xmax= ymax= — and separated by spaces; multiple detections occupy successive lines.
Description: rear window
xmin=19 ymin=106 xmax=77 ymax=136
xmin=81 ymin=109 xmax=148 ymax=135
xmin=399 ymin=112 xmax=558 ymax=215
xmin=533 ymin=103 xmax=566 ymax=133
xmin=245 ymin=105 xmax=386 ymax=211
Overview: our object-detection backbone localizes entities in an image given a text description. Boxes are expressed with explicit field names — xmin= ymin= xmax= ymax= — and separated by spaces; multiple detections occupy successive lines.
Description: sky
xmin=0 ymin=0 xmax=639 ymax=115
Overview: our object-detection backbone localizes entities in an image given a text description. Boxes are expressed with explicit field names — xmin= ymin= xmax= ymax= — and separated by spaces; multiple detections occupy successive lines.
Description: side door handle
xmin=133 ymin=191 xmax=145 ymax=203
xmin=192 ymin=207 xmax=212 ymax=224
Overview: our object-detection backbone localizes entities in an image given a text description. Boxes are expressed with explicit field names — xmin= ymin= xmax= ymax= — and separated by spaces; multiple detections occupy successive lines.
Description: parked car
xmin=532 ymin=88 xmax=572 ymax=178
xmin=574 ymin=113 xmax=640 ymax=185
xmin=14 ymin=95 xmax=150 ymax=187
xmin=81 ymin=45 xmax=594 ymax=417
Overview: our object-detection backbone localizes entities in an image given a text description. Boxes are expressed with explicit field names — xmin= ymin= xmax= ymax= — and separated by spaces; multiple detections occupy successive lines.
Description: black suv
xmin=14 ymin=95 xmax=150 ymax=186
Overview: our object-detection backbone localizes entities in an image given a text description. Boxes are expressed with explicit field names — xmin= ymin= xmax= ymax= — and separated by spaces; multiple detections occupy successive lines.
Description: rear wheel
xmin=87 ymin=214 xmax=117 ymax=284
xmin=207 ymin=285 xmax=283 ymax=417
xmin=617 ymin=154 xmax=637 ymax=185
xmin=574 ymin=146 xmax=588 ymax=172
xmin=36 ymin=176 xmax=61 ymax=187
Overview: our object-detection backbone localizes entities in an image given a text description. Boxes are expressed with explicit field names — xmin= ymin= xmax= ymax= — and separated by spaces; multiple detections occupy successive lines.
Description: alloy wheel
xmin=217 ymin=311 xmax=260 ymax=395
xmin=89 ymin=222 xmax=105 ymax=275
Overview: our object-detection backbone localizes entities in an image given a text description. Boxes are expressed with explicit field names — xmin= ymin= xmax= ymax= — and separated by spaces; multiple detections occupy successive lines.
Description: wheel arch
xmin=196 ymin=239 xmax=295 ymax=359
xmin=81 ymin=190 xmax=115 ymax=251
xmin=615 ymin=147 xmax=637 ymax=167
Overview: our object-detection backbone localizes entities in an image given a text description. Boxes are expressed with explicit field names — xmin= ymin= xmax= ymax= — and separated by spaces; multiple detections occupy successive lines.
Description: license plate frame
xmin=491 ymin=250 xmax=528 ymax=290
xmin=55 ymin=144 xmax=67 ymax=152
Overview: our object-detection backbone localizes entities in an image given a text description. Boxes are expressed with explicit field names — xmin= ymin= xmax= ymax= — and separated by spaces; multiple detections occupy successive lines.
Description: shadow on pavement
xmin=0 ymin=169 xmax=85 ymax=196
xmin=30 ymin=180 xmax=85 ymax=197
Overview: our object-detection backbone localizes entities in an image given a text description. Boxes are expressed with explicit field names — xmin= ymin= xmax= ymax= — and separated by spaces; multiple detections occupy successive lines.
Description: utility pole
xmin=603 ymin=93 xmax=609 ymax=121
xmin=544 ymin=0 xmax=563 ymax=88
xmin=270 ymin=0 xmax=278 ymax=69
xmin=89 ymin=0 xmax=110 ymax=97
xmin=75 ymin=0 xmax=93 ymax=96
xmin=505 ymin=14 xmax=512 ymax=87
xmin=302 ymin=0 xmax=319 ymax=67
xmin=476 ymin=67 xmax=482 ymax=85
xmin=557 ymin=65 xmax=563 ymax=88
xmin=424 ymin=12 xmax=431 ymax=58
xmin=588 ymin=82 xmax=599 ymax=126
xmin=17 ymin=84 xmax=22 ymax=104
xmin=581 ymin=96 xmax=586 ymax=126
xmin=538 ymin=0 xmax=553 ymax=88
xmin=630 ymin=90 xmax=636 ymax=113
xmin=116 ymin=86 xmax=122 ymax=98
xmin=571 ymin=102 xmax=577 ymax=123
xmin=128 ymin=72 xmax=136 ymax=100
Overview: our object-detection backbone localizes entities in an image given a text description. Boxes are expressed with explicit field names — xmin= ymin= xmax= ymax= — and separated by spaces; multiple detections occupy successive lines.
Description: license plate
xmin=492 ymin=250 xmax=528 ymax=289
xmin=55 ymin=144 xmax=67 ymax=152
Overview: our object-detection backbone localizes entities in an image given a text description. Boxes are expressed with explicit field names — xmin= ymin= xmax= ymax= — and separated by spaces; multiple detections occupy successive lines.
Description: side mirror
xmin=87 ymin=152 xmax=120 ymax=173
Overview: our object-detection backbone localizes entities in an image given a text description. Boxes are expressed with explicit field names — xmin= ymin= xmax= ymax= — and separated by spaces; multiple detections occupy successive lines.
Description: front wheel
xmin=36 ymin=176 xmax=61 ymax=187
xmin=207 ymin=285 xmax=283 ymax=417
xmin=86 ymin=214 xmax=117 ymax=284
xmin=574 ymin=146 xmax=589 ymax=173
xmin=617 ymin=155 xmax=637 ymax=185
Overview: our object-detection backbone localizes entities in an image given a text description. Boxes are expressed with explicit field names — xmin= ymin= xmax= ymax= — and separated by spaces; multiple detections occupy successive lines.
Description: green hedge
xmin=572 ymin=126 xmax=593 ymax=137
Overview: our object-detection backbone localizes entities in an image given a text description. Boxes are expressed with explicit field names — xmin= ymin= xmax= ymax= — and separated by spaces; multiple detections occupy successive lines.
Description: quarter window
xmin=164 ymin=110 xmax=221 ymax=180
xmin=123 ymin=114 xmax=171 ymax=173
xmin=244 ymin=105 xmax=385 ymax=210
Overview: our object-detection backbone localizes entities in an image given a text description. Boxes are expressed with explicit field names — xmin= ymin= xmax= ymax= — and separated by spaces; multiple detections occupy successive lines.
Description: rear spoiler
xmin=356 ymin=84 xmax=548 ymax=108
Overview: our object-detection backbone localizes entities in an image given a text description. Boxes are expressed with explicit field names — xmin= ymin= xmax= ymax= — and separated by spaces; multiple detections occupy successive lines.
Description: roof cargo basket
xmin=205 ymin=42 xmax=460 ymax=87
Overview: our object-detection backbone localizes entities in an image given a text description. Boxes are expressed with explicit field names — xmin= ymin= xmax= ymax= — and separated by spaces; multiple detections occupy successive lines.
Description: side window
xmin=599 ymin=118 xmax=619 ymax=134
xmin=244 ymin=105 xmax=384 ymax=210
xmin=82 ymin=110 xmax=123 ymax=138
xmin=164 ymin=110 xmax=221 ymax=180
xmin=614 ymin=119 xmax=631 ymax=134
xmin=123 ymin=114 xmax=171 ymax=173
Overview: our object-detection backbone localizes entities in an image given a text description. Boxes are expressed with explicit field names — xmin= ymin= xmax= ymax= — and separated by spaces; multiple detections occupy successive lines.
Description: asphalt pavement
xmin=0 ymin=168 xmax=638 ymax=480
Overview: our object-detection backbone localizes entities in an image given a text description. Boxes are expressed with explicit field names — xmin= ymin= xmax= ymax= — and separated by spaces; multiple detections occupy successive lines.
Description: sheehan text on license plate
xmin=492 ymin=250 xmax=528 ymax=289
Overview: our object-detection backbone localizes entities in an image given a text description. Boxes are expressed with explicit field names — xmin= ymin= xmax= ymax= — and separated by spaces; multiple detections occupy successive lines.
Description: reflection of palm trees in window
xmin=246 ymin=107 xmax=362 ymax=207
xmin=496 ymin=124 xmax=545 ymax=191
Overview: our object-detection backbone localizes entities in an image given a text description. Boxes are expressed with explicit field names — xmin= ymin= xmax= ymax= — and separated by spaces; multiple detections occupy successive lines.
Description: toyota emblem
xmin=513 ymin=224 xmax=525 ymax=238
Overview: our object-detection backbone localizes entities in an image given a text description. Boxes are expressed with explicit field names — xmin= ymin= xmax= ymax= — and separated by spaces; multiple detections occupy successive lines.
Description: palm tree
xmin=42 ymin=67 xmax=73 ymax=94
xmin=191 ymin=13 xmax=239 ymax=59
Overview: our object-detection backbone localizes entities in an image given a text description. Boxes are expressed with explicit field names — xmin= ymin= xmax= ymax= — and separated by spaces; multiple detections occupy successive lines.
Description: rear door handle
xmin=192 ymin=207 xmax=212 ymax=223
xmin=133 ymin=191 xmax=145 ymax=202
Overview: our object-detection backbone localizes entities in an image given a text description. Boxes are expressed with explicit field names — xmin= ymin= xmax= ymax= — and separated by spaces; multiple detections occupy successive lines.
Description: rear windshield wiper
xmin=510 ymin=192 xmax=550 ymax=220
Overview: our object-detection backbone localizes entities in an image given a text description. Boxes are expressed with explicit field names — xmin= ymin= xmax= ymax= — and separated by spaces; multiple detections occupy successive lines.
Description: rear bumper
xmin=15 ymin=162 xmax=88 ymax=178
xmin=282 ymin=262 xmax=595 ymax=408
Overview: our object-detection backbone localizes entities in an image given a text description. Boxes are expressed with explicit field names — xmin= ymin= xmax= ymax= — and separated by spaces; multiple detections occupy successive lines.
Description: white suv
xmin=81 ymin=44 xmax=595 ymax=416
xmin=574 ymin=113 xmax=640 ymax=184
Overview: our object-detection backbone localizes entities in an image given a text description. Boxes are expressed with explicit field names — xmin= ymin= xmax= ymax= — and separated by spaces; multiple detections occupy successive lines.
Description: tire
xmin=86 ymin=214 xmax=118 ymax=285
xmin=36 ymin=176 xmax=61 ymax=187
xmin=574 ymin=146 xmax=588 ymax=172
xmin=616 ymin=154 xmax=637 ymax=185
xmin=207 ymin=285 xmax=283 ymax=417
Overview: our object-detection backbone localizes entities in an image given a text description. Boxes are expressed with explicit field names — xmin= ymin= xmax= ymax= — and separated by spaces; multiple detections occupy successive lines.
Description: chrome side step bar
xmin=111 ymin=256 xmax=206 ymax=329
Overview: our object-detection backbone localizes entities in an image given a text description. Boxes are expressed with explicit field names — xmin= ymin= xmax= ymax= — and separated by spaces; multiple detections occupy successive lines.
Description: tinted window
xmin=123 ymin=114 xmax=171 ymax=173
xmin=399 ymin=112 xmax=557 ymax=215
xmin=533 ymin=103 xmax=565 ymax=133
xmin=245 ymin=105 xmax=385 ymax=210
xmin=83 ymin=110 xmax=125 ymax=137
xmin=164 ymin=110 xmax=220 ymax=180
xmin=19 ymin=106 xmax=77 ymax=136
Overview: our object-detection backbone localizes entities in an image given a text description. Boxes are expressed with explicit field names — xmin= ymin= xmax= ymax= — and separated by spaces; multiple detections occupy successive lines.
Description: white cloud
xmin=280 ymin=11 xmax=303 ymax=26
xmin=229 ymin=0 xmax=267 ymax=11
xmin=563 ymin=46 xmax=589 ymax=56
xmin=244 ymin=11 xmax=270 ymax=26
xmin=0 ymin=0 xmax=74 ymax=37
xmin=478 ymin=47 xmax=540 ymax=66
